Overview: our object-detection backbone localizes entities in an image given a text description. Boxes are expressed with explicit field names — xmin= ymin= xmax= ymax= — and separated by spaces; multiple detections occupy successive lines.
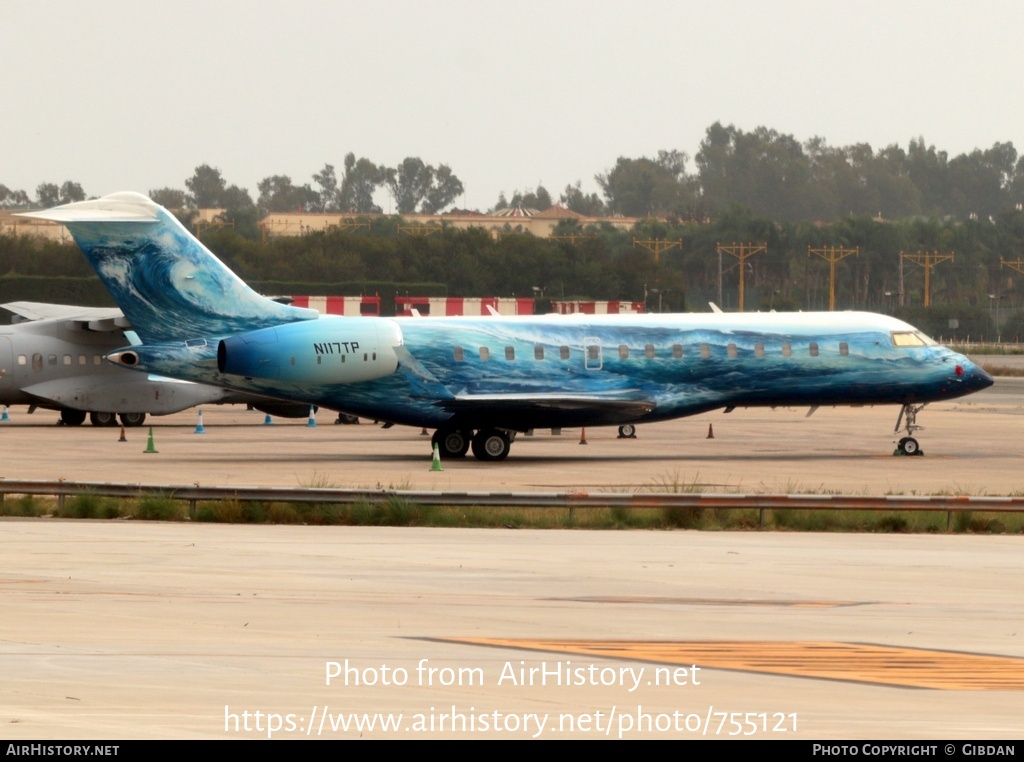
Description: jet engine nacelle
xmin=217 ymin=318 xmax=402 ymax=384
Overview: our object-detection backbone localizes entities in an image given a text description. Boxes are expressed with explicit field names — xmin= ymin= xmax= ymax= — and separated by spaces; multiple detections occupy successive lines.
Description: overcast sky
xmin=4 ymin=0 xmax=1023 ymax=211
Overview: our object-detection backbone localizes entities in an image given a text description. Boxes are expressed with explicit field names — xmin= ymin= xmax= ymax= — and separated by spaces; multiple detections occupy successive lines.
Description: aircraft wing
xmin=2 ymin=301 xmax=126 ymax=324
xmin=437 ymin=393 xmax=655 ymax=428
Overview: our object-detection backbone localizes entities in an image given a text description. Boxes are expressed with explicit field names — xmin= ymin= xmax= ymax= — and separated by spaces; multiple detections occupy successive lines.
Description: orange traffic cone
xmin=579 ymin=427 xmax=588 ymax=445
xmin=707 ymin=423 xmax=714 ymax=439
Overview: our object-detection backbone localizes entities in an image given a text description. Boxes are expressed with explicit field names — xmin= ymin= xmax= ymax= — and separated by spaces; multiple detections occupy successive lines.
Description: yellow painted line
xmin=448 ymin=639 xmax=1024 ymax=690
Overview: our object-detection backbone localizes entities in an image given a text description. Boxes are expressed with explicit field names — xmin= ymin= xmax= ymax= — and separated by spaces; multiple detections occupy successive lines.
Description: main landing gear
xmin=431 ymin=427 xmax=512 ymax=461
xmin=893 ymin=403 xmax=926 ymax=456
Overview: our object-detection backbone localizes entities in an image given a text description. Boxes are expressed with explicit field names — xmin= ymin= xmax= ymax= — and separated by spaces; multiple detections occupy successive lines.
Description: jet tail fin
xmin=19 ymin=192 xmax=317 ymax=344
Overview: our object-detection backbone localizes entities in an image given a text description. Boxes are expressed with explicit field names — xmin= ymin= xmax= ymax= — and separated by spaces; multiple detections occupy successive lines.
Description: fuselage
xmin=115 ymin=310 xmax=992 ymax=431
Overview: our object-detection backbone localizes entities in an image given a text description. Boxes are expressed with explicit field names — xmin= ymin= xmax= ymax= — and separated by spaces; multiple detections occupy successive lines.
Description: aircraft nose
xmin=954 ymin=357 xmax=994 ymax=391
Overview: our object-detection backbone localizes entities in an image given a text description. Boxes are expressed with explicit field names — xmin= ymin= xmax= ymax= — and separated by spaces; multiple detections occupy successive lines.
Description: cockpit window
xmin=891 ymin=331 xmax=937 ymax=347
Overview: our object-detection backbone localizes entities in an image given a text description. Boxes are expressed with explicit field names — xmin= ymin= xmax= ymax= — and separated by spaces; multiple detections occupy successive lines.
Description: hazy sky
xmin=4 ymin=0 xmax=1023 ymax=211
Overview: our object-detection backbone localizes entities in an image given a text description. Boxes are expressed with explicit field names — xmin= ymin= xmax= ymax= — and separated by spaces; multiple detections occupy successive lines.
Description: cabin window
xmin=505 ymin=346 xmax=515 ymax=361
xmin=645 ymin=344 xmax=655 ymax=359
xmin=672 ymin=344 xmax=682 ymax=359
xmin=48 ymin=354 xmax=57 ymax=366
xmin=317 ymin=356 xmax=322 ymax=365
xmin=727 ymin=343 xmax=737 ymax=359
xmin=480 ymin=347 xmax=490 ymax=361
xmin=809 ymin=342 xmax=819 ymax=357
xmin=618 ymin=344 xmax=629 ymax=359
xmin=453 ymin=347 xmax=464 ymax=362
xmin=782 ymin=342 xmax=792 ymax=357
xmin=892 ymin=331 xmax=928 ymax=347
xmin=839 ymin=342 xmax=849 ymax=356
xmin=588 ymin=345 xmax=600 ymax=361
xmin=63 ymin=355 xmax=71 ymax=365
xmin=363 ymin=353 xmax=368 ymax=361
xmin=559 ymin=345 xmax=570 ymax=360
xmin=290 ymin=357 xmax=296 ymax=365
xmin=754 ymin=342 xmax=764 ymax=358
xmin=699 ymin=343 xmax=710 ymax=359
xmin=32 ymin=354 xmax=42 ymax=371
xmin=341 ymin=355 xmax=346 ymax=363
xmin=534 ymin=346 xmax=544 ymax=360
xmin=78 ymin=354 xmax=87 ymax=365
xmin=372 ymin=352 xmax=377 ymax=360
xmin=17 ymin=355 xmax=27 ymax=366
xmin=94 ymin=355 xmax=102 ymax=365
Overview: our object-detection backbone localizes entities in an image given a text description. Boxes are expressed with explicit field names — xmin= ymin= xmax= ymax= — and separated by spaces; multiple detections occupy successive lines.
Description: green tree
xmin=597 ymin=153 xmax=694 ymax=216
xmin=312 ymin=164 xmax=338 ymax=213
xmin=256 ymin=175 xmax=318 ymax=215
xmin=339 ymin=153 xmax=383 ymax=213
xmin=384 ymin=157 xmax=463 ymax=214
xmin=185 ymin=164 xmax=227 ymax=208
xmin=0 ymin=185 xmax=30 ymax=208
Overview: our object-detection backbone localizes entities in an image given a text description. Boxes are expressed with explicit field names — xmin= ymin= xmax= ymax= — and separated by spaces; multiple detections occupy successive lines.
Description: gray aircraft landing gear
xmin=893 ymin=403 xmax=926 ymax=456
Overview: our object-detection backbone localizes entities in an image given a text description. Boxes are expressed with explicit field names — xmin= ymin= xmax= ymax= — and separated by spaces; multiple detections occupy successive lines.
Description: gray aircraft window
xmin=672 ymin=344 xmax=682 ymax=359
xmin=453 ymin=347 xmax=464 ymax=362
xmin=480 ymin=347 xmax=490 ymax=361
xmin=534 ymin=346 xmax=544 ymax=360
xmin=32 ymin=354 xmax=42 ymax=371
xmin=839 ymin=342 xmax=849 ymax=356
xmin=700 ymin=343 xmax=710 ymax=359
xmin=559 ymin=346 xmax=570 ymax=360
xmin=781 ymin=342 xmax=792 ymax=357
xmin=94 ymin=355 xmax=102 ymax=365
xmin=505 ymin=346 xmax=515 ymax=361
xmin=809 ymin=342 xmax=819 ymax=357
xmin=63 ymin=355 xmax=72 ymax=365
xmin=618 ymin=344 xmax=629 ymax=359
xmin=48 ymin=354 xmax=57 ymax=366
xmin=588 ymin=345 xmax=600 ymax=361
xmin=78 ymin=354 xmax=87 ymax=365
xmin=754 ymin=342 xmax=765 ymax=358
xmin=317 ymin=356 xmax=322 ymax=365
xmin=18 ymin=355 xmax=27 ymax=366
xmin=290 ymin=357 xmax=296 ymax=365
xmin=645 ymin=344 xmax=655 ymax=359
xmin=727 ymin=343 xmax=737 ymax=358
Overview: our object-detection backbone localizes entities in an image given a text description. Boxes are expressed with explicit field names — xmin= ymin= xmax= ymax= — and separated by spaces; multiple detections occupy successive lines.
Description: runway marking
xmin=449 ymin=639 xmax=1024 ymax=690
xmin=555 ymin=596 xmax=864 ymax=608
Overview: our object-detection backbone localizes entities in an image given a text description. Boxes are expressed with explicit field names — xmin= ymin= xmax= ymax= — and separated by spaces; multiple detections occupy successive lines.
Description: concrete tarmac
xmin=1 ymin=383 xmax=1022 ymax=739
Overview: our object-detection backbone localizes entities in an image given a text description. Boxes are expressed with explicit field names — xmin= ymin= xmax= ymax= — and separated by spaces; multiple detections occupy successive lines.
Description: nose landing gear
xmin=893 ymin=403 xmax=926 ymax=456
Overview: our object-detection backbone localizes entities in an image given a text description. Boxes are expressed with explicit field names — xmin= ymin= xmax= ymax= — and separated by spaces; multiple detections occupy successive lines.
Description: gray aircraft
xmin=0 ymin=301 xmax=295 ymax=426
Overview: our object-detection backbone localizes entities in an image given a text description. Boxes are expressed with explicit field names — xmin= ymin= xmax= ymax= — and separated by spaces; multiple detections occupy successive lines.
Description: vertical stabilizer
xmin=19 ymin=192 xmax=317 ymax=343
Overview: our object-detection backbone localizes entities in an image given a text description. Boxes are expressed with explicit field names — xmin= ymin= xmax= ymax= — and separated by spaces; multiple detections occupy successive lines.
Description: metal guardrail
xmin=1 ymin=480 xmax=1021 ymax=528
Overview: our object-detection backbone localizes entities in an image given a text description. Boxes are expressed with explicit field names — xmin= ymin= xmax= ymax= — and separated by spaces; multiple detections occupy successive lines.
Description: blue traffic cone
xmin=194 ymin=409 xmax=206 ymax=434
xmin=306 ymin=406 xmax=317 ymax=427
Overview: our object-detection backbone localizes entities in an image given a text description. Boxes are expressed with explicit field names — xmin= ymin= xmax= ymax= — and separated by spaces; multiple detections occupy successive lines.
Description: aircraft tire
xmin=899 ymin=436 xmax=921 ymax=456
xmin=60 ymin=409 xmax=87 ymax=426
xmin=119 ymin=412 xmax=147 ymax=427
xmin=618 ymin=424 xmax=637 ymax=438
xmin=90 ymin=411 xmax=119 ymax=427
xmin=433 ymin=428 xmax=471 ymax=459
xmin=472 ymin=429 xmax=511 ymax=461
